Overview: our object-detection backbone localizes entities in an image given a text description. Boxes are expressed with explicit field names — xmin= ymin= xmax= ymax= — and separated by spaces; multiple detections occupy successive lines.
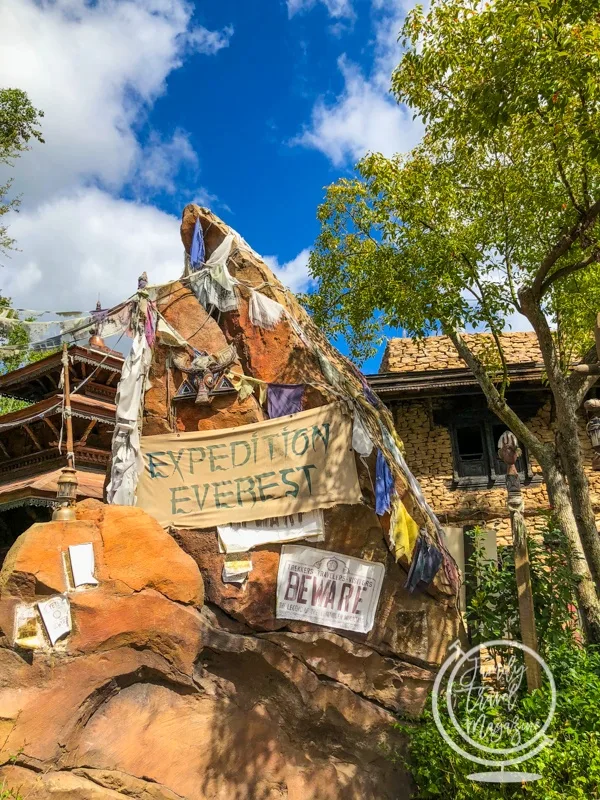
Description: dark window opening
xmin=451 ymin=419 xmax=531 ymax=487
xmin=454 ymin=424 xmax=488 ymax=477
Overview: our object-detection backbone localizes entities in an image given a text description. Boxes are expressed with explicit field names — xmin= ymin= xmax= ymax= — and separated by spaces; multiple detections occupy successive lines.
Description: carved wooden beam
xmin=76 ymin=419 xmax=96 ymax=448
xmin=24 ymin=424 xmax=42 ymax=451
xmin=0 ymin=441 xmax=11 ymax=460
xmin=106 ymin=371 xmax=118 ymax=386
xmin=571 ymin=364 xmax=600 ymax=374
xmin=43 ymin=417 xmax=60 ymax=439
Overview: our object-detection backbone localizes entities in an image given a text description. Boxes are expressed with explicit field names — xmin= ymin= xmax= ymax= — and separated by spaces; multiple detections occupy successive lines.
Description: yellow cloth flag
xmin=390 ymin=498 xmax=420 ymax=561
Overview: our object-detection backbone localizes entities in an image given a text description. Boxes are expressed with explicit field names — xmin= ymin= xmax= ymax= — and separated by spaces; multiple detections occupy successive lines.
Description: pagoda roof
xmin=0 ymin=466 xmax=104 ymax=510
xmin=0 ymin=344 xmax=123 ymax=403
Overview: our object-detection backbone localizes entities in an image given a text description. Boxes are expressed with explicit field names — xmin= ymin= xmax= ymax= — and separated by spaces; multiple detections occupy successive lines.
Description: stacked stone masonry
xmin=385 ymin=335 xmax=600 ymax=546
xmin=381 ymin=332 xmax=543 ymax=373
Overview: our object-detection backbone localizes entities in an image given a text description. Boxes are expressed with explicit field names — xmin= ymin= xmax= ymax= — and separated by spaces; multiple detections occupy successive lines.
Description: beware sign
xmin=276 ymin=545 xmax=385 ymax=634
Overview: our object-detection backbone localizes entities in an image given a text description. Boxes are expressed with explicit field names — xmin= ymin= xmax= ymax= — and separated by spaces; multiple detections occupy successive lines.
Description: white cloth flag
xmin=352 ymin=413 xmax=374 ymax=457
xmin=218 ymin=510 xmax=325 ymax=554
xmin=249 ymin=290 xmax=286 ymax=330
xmin=107 ymin=330 xmax=151 ymax=505
xmin=68 ymin=543 xmax=98 ymax=587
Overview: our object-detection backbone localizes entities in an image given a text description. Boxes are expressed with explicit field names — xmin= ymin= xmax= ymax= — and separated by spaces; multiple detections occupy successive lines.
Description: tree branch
xmin=539 ymin=248 xmax=600 ymax=297
xmin=531 ymin=198 xmax=600 ymax=298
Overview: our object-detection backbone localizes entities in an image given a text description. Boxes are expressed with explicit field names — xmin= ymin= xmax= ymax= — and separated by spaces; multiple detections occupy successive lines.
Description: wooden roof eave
xmin=0 ymin=345 xmax=123 ymax=399
xmin=367 ymin=362 xmax=548 ymax=400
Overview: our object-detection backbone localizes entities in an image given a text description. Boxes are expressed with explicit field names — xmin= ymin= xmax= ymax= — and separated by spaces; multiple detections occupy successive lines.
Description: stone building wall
xmin=393 ymin=397 xmax=600 ymax=547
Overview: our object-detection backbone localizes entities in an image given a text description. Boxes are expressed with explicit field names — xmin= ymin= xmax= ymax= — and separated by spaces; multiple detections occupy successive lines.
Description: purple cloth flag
xmin=267 ymin=383 xmax=304 ymax=419
xmin=190 ymin=218 xmax=205 ymax=271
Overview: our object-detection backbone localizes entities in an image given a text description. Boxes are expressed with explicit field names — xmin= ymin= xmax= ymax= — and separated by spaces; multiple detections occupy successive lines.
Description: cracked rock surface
xmin=0 ymin=501 xmax=423 ymax=799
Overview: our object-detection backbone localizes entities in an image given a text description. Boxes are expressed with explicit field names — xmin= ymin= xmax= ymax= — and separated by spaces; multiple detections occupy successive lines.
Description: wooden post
xmin=498 ymin=432 xmax=542 ymax=691
xmin=62 ymin=342 xmax=74 ymax=469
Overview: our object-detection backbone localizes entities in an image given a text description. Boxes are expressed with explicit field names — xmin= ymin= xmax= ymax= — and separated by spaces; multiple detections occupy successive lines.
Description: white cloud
xmin=2 ymin=188 xmax=182 ymax=311
xmin=294 ymin=1 xmax=423 ymax=165
xmin=294 ymin=56 xmax=422 ymax=166
xmin=135 ymin=130 xmax=198 ymax=195
xmin=0 ymin=0 xmax=232 ymax=312
xmin=263 ymin=248 xmax=312 ymax=293
xmin=187 ymin=23 xmax=234 ymax=55
xmin=0 ymin=0 xmax=232 ymax=202
xmin=287 ymin=0 xmax=355 ymax=20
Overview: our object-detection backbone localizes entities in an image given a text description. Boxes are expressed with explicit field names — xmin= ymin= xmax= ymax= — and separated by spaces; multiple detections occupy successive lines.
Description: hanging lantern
xmin=53 ymin=466 xmax=79 ymax=521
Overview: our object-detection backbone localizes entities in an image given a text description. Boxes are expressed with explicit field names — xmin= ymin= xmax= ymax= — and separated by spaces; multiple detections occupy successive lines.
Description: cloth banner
xmin=276 ymin=545 xmax=385 ymax=634
xmin=137 ymin=402 xmax=361 ymax=529
xmin=218 ymin=510 xmax=325 ymax=553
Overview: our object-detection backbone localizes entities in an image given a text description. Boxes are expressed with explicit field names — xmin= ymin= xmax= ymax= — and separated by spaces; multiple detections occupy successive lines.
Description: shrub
xmin=394 ymin=520 xmax=600 ymax=798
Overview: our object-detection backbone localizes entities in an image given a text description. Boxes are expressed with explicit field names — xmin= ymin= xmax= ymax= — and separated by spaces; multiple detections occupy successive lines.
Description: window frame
xmin=450 ymin=417 xmax=534 ymax=489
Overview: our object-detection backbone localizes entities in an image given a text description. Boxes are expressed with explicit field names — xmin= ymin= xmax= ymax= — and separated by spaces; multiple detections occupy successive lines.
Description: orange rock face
xmin=0 ymin=207 xmax=461 ymax=799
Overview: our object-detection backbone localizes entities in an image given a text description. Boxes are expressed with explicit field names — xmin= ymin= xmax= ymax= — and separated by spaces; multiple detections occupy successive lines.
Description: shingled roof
xmin=379 ymin=332 xmax=542 ymax=374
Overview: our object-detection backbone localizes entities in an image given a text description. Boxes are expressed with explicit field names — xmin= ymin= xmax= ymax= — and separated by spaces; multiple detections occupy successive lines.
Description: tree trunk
xmin=554 ymin=399 xmax=600 ymax=587
xmin=519 ymin=287 xmax=600 ymax=588
xmin=447 ymin=328 xmax=600 ymax=643
xmin=540 ymin=452 xmax=600 ymax=643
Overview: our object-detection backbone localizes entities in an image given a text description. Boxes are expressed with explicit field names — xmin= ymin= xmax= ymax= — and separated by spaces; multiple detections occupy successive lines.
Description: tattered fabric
xmin=389 ymin=498 xmax=419 ymax=561
xmin=375 ymin=449 xmax=395 ymax=516
xmin=267 ymin=383 xmax=304 ymax=418
xmin=190 ymin=270 xmax=238 ymax=313
xmin=404 ymin=535 xmax=443 ymax=593
xmin=106 ymin=330 xmax=152 ymax=505
xmin=190 ymin=218 xmax=205 ymax=271
xmin=352 ymin=412 xmax=374 ymax=457
xmin=249 ymin=289 xmax=286 ymax=330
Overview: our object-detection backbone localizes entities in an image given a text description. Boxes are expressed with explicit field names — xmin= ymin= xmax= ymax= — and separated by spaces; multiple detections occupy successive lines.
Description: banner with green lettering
xmin=137 ymin=402 xmax=361 ymax=529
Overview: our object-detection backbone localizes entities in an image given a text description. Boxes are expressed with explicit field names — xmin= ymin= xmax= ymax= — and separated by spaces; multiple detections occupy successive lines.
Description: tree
xmin=0 ymin=89 xmax=45 ymax=406
xmin=0 ymin=88 xmax=44 ymax=255
xmin=307 ymin=0 xmax=600 ymax=639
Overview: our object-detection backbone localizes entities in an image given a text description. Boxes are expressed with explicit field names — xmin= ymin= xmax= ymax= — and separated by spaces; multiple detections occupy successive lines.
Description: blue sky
xmin=0 ymin=0 xmax=423 ymax=371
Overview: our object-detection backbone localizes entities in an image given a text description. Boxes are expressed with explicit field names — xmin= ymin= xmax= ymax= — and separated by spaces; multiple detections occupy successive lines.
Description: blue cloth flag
xmin=404 ymin=536 xmax=443 ymax=593
xmin=375 ymin=449 xmax=395 ymax=515
xmin=190 ymin=218 xmax=205 ymax=271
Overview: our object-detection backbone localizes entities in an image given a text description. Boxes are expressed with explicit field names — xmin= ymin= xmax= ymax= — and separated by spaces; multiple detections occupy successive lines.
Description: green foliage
xmin=0 ymin=87 xmax=44 ymax=256
xmin=394 ymin=521 xmax=600 ymax=798
xmin=397 ymin=646 xmax=600 ymax=799
xmin=466 ymin=521 xmax=579 ymax=657
xmin=0 ymin=297 xmax=48 ymax=415
xmin=307 ymin=0 xmax=600 ymax=365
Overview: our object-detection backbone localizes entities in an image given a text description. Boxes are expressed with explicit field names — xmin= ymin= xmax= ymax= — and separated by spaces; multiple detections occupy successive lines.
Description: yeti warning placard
xmin=137 ymin=403 xmax=361 ymax=529
xmin=276 ymin=545 xmax=385 ymax=634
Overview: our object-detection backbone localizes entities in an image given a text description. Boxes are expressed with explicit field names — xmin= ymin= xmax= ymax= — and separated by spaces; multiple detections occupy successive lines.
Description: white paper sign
xmin=68 ymin=543 xmax=99 ymax=587
xmin=218 ymin=510 xmax=325 ymax=554
xmin=38 ymin=596 xmax=71 ymax=645
xmin=276 ymin=545 xmax=385 ymax=634
xmin=13 ymin=604 xmax=44 ymax=650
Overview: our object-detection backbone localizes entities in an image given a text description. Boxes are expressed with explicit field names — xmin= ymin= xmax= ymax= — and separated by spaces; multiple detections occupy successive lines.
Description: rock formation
xmin=0 ymin=206 xmax=461 ymax=799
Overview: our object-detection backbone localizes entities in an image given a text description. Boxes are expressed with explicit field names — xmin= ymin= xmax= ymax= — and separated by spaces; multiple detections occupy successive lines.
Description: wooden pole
xmin=498 ymin=432 xmax=542 ymax=691
xmin=62 ymin=341 xmax=74 ymax=468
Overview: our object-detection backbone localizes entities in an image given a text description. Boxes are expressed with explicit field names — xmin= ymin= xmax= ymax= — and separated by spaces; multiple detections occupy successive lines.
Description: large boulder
xmin=0 ymin=207 xmax=461 ymax=799
xmin=0 ymin=502 xmax=410 ymax=799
